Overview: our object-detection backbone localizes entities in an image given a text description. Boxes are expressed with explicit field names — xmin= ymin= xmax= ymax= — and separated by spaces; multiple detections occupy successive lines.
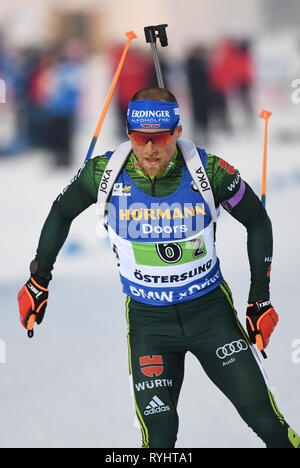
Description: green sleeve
xmin=206 ymin=154 xmax=273 ymax=303
xmin=229 ymin=183 xmax=273 ymax=303
xmin=35 ymin=155 xmax=108 ymax=277
xmin=205 ymin=153 xmax=242 ymax=206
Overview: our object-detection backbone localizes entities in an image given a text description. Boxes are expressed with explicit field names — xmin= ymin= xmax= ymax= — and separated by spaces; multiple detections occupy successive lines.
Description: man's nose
xmin=143 ymin=139 xmax=156 ymax=154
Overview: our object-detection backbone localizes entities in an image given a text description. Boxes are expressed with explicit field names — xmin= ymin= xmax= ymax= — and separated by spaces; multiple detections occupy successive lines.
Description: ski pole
xmin=25 ymin=32 xmax=137 ymax=340
xmin=259 ymin=109 xmax=272 ymax=208
xmin=257 ymin=110 xmax=272 ymax=359
xmin=144 ymin=24 xmax=168 ymax=88
xmin=84 ymin=30 xmax=137 ymax=163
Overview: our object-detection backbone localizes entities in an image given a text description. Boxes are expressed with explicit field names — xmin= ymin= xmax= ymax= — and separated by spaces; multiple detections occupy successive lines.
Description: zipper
xmin=148 ymin=176 xmax=156 ymax=197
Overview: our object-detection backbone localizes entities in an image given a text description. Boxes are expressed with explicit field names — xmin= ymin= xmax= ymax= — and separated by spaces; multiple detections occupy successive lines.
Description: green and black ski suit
xmin=34 ymin=146 xmax=299 ymax=448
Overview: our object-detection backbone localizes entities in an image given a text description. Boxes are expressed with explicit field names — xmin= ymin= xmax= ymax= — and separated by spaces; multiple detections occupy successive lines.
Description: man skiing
xmin=18 ymin=87 xmax=299 ymax=448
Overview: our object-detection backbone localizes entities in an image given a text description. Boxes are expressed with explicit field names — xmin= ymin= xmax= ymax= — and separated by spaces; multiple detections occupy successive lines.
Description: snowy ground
xmin=1 ymin=79 xmax=300 ymax=448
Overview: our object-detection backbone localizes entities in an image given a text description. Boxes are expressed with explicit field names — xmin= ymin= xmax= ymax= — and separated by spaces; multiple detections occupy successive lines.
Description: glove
xmin=246 ymin=300 xmax=278 ymax=351
xmin=17 ymin=276 xmax=49 ymax=337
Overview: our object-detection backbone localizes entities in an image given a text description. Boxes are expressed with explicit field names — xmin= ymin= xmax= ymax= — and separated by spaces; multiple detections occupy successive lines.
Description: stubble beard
xmin=139 ymin=154 xmax=170 ymax=177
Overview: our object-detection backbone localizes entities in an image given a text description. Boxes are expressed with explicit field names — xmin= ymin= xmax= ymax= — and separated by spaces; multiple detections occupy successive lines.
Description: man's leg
xmin=126 ymin=297 xmax=186 ymax=448
xmin=189 ymin=281 xmax=300 ymax=448
xmin=128 ymin=337 xmax=185 ymax=448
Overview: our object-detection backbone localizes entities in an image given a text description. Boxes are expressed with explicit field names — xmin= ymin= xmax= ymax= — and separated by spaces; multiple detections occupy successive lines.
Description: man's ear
xmin=176 ymin=126 xmax=183 ymax=138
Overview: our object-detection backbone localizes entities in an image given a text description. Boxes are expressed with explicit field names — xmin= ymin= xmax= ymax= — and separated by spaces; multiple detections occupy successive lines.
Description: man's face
xmin=128 ymin=126 xmax=182 ymax=177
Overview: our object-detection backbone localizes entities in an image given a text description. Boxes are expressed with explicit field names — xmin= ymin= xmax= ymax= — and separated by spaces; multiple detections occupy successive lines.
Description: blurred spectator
xmin=207 ymin=37 xmax=255 ymax=133
xmin=0 ymin=41 xmax=36 ymax=154
xmin=208 ymin=37 xmax=237 ymax=133
xmin=0 ymin=38 xmax=84 ymax=167
xmin=26 ymin=47 xmax=56 ymax=150
xmin=41 ymin=39 xmax=84 ymax=167
xmin=185 ymin=45 xmax=212 ymax=145
xmin=233 ymin=38 xmax=255 ymax=126
xmin=109 ymin=45 xmax=155 ymax=137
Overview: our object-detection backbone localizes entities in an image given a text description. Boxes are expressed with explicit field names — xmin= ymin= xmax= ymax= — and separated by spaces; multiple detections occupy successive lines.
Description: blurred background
xmin=1 ymin=0 xmax=300 ymax=448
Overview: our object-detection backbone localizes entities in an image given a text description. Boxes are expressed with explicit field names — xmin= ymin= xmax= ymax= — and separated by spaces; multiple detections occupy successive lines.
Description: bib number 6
xmin=156 ymin=243 xmax=183 ymax=264
xmin=156 ymin=237 xmax=206 ymax=264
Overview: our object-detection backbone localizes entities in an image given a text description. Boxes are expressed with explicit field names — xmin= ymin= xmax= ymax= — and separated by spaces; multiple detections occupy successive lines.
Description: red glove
xmin=17 ymin=276 xmax=49 ymax=337
xmin=246 ymin=300 xmax=278 ymax=350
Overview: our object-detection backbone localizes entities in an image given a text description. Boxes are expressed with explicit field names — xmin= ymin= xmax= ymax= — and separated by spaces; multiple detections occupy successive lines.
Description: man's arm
xmin=222 ymin=181 xmax=273 ymax=304
xmin=34 ymin=156 xmax=107 ymax=278
xmin=18 ymin=155 xmax=108 ymax=334
xmin=207 ymin=154 xmax=272 ymax=303
xmin=207 ymin=154 xmax=278 ymax=351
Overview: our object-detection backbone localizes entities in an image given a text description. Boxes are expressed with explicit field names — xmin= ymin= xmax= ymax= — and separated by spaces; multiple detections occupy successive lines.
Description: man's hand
xmin=17 ymin=277 xmax=49 ymax=337
xmin=246 ymin=300 xmax=278 ymax=351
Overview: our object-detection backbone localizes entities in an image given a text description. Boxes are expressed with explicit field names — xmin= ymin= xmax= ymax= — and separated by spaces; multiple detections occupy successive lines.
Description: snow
xmin=1 ymin=48 xmax=300 ymax=449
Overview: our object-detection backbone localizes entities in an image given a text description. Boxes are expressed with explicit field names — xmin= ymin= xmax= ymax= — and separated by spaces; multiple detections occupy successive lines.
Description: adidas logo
xmin=144 ymin=395 xmax=170 ymax=416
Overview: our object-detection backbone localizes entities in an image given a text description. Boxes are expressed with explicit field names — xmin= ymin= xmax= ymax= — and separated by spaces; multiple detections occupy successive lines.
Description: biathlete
xmin=18 ymin=87 xmax=300 ymax=448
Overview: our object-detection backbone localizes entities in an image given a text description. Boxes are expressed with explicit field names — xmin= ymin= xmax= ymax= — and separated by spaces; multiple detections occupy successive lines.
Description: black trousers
xmin=126 ymin=280 xmax=299 ymax=448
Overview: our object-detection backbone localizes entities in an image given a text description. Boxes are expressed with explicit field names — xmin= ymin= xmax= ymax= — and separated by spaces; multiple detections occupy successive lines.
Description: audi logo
xmin=216 ymin=340 xmax=248 ymax=359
